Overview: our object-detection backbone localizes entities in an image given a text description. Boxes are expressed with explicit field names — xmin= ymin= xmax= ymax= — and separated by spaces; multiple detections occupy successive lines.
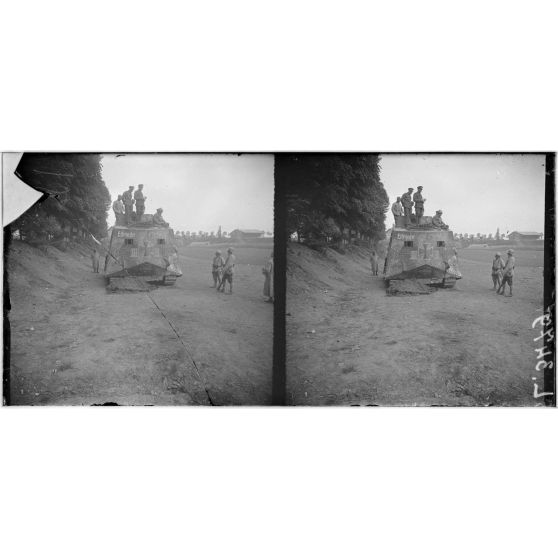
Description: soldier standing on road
xmin=122 ymin=186 xmax=135 ymax=225
xmin=491 ymin=252 xmax=504 ymax=290
xmin=218 ymin=247 xmax=236 ymax=294
xmin=91 ymin=247 xmax=100 ymax=273
xmin=391 ymin=197 xmax=403 ymax=220
xmin=211 ymin=250 xmax=225 ymax=288
xmin=112 ymin=195 xmax=125 ymax=226
xmin=134 ymin=184 xmax=147 ymax=220
xmin=413 ymin=186 xmax=426 ymax=224
xmin=370 ymin=250 xmax=379 ymax=276
xmin=401 ymin=188 xmax=414 ymax=227
xmin=497 ymin=249 xmax=515 ymax=296
xmin=262 ymin=251 xmax=274 ymax=302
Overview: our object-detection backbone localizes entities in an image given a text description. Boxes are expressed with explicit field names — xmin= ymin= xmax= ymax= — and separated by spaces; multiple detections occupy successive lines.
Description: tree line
xmin=275 ymin=154 xmax=389 ymax=246
xmin=10 ymin=153 xmax=389 ymax=248
xmin=174 ymin=231 xmax=273 ymax=241
xmin=11 ymin=154 xmax=110 ymax=242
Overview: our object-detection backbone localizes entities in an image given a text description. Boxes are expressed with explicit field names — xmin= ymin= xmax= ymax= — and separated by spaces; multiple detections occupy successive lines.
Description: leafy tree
xmin=276 ymin=154 xmax=389 ymax=245
xmin=12 ymin=154 xmax=110 ymax=241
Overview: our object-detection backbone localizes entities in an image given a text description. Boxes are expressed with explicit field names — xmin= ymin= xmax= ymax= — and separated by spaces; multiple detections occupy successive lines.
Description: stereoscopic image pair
xmin=3 ymin=152 xmax=554 ymax=406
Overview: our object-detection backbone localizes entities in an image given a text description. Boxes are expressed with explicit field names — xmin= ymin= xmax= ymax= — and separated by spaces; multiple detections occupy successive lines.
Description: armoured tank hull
xmin=383 ymin=225 xmax=461 ymax=294
xmin=104 ymin=223 xmax=182 ymax=290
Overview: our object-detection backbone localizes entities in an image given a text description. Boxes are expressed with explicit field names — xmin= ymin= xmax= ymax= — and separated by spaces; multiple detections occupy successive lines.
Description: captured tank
xmin=104 ymin=213 xmax=182 ymax=291
xmin=383 ymin=212 xmax=461 ymax=295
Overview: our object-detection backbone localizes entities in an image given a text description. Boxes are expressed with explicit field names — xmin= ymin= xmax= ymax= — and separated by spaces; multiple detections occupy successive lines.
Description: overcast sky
xmin=101 ymin=154 xmax=274 ymax=233
xmin=380 ymin=154 xmax=546 ymax=235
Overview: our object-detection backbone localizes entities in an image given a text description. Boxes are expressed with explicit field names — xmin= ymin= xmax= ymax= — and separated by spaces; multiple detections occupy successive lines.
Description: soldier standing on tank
xmin=391 ymin=197 xmax=403 ymax=220
xmin=112 ymin=195 xmax=125 ymax=226
xmin=218 ymin=247 xmax=236 ymax=294
xmin=134 ymin=184 xmax=147 ymax=220
xmin=122 ymin=186 xmax=135 ymax=225
xmin=413 ymin=186 xmax=426 ymax=224
xmin=401 ymin=188 xmax=414 ymax=227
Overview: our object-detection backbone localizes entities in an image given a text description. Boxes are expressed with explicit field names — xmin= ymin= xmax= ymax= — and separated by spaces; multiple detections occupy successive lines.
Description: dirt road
xmin=7 ymin=240 xmax=273 ymax=405
xmin=286 ymin=244 xmax=545 ymax=406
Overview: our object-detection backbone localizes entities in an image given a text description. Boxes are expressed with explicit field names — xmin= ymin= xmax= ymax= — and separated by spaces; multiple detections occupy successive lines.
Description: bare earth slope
xmin=6 ymin=240 xmax=273 ymax=405
xmin=286 ymin=243 xmax=544 ymax=406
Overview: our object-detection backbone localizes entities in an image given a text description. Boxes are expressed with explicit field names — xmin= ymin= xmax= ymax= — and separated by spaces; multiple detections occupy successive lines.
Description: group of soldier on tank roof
xmin=389 ymin=185 xmax=516 ymax=297
xmin=107 ymin=183 xmax=273 ymax=302
xmin=391 ymin=185 xmax=448 ymax=229
xmin=111 ymin=184 xmax=168 ymax=227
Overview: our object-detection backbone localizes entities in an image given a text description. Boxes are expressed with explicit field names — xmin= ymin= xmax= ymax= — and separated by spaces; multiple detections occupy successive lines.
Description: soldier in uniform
xmin=134 ymin=184 xmax=147 ymax=220
xmin=122 ymin=186 xmax=135 ymax=224
xmin=370 ymin=250 xmax=379 ymax=276
xmin=262 ymin=251 xmax=274 ymax=302
xmin=218 ymin=247 xmax=236 ymax=294
xmin=391 ymin=197 xmax=403 ymax=220
xmin=153 ymin=208 xmax=169 ymax=227
xmin=432 ymin=210 xmax=448 ymax=229
xmin=112 ymin=195 xmax=125 ymax=226
xmin=491 ymin=252 xmax=504 ymax=290
xmin=497 ymin=249 xmax=515 ymax=296
xmin=413 ymin=186 xmax=426 ymax=224
xmin=447 ymin=248 xmax=461 ymax=279
xmin=91 ymin=247 xmax=100 ymax=273
xmin=401 ymin=188 xmax=414 ymax=227
xmin=211 ymin=250 xmax=224 ymax=288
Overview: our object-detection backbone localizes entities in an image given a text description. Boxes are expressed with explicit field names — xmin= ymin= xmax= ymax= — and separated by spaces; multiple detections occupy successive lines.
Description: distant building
xmin=229 ymin=229 xmax=265 ymax=240
xmin=508 ymin=231 xmax=543 ymax=242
